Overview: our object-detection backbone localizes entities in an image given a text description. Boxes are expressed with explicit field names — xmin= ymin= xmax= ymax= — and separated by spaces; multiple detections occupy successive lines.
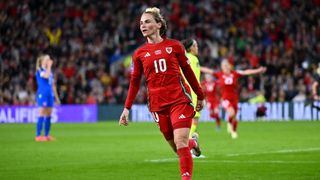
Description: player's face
xmin=42 ymin=56 xmax=50 ymax=68
xmin=191 ymin=40 xmax=198 ymax=56
xmin=221 ymin=61 xmax=231 ymax=73
xmin=140 ymin=13 xmax=161 ymax=37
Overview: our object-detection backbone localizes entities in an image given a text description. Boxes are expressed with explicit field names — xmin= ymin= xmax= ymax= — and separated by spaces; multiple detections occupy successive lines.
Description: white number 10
xmin=154 ymin=58 xmax=167 ymax=73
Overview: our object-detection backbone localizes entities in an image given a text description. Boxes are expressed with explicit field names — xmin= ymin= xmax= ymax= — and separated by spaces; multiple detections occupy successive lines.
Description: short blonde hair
xmin=144 ymin=7 xmax=167 ymax=36
xmin=36 ymin=54 xmax=48 ymax=71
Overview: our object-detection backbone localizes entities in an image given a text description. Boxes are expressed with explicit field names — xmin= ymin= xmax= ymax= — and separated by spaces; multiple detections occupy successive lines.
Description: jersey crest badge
xmin=165 ymin=47 xmax=172 ymax=54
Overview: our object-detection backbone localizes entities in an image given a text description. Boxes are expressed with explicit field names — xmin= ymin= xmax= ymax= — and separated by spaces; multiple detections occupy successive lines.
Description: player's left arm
xmin=177 ymin=43 xmax=204 ymax=111
xmin=237 ymin=67 xmax=267 ymax=76
xmin=200 ymin=66 xmax=214 ymax=74
xmin=52 ymin=81 xmax=61 ymax=105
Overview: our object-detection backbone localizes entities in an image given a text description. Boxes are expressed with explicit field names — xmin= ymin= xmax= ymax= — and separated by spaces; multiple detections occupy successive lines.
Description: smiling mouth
xmin=142 ymin=29 xmax=148 ymax=33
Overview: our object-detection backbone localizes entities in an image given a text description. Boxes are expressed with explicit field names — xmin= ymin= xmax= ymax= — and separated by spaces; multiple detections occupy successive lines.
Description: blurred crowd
xmin=0 ymin=0 xmax=319 ymax=105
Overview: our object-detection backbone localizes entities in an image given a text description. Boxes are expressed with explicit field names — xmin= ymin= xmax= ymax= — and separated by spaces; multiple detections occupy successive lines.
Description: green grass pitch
xmin=0 ymin=121 xmax=320 ymax=180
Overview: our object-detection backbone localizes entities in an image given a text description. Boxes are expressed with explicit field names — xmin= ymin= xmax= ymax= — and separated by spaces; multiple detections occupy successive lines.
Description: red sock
xmin=228 ymin=116 xmax=233 ymax=124
xmin=188 ymin=139 xmax=196 ymax=149
xmin=211 ymin=113 xmax=221 ymax=127
xmin=232 ymin=119 xmax=237 ymax=132
xmin=177 ymin=147 xmax=193 ymax=180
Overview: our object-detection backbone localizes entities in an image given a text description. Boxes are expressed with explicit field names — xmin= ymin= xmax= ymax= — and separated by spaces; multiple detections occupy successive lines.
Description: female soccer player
xmin=201 ymin=60 xmax=266 ymax=139
xmin=35 ymin=54 xmax=60 ymax=141
xmin=202 ymin=74 xmax=221 ymax=130
xmin=119 ymin=7 xmax=204 ymax=180
xmin=181 ymin=39 xmax=201 ymax=137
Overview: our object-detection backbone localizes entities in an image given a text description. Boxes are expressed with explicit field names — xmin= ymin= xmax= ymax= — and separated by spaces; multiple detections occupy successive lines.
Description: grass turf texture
xmin=0 ymin=121 xmax=319 ymax=180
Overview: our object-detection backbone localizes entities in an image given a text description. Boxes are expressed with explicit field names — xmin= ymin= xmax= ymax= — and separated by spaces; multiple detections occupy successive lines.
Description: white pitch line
xmin=226 ymin=147 xmax=320 ymax=157
xmin=145 ymin=155 xmax=206 ymax=163
xmin=145 ymin=159 xmax=318 ymax=164
xmin=195 ymin=160 xmax=319 ymax=164
xmin=145 ymin=148 xmax=320 ymax=164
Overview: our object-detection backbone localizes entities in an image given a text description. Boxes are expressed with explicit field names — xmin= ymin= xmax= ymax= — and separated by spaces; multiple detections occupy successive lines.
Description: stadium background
xmin=1 ymin=0 xmax=319 ymax=106
xmin=0 ymin=1 xmax=320 ymax=179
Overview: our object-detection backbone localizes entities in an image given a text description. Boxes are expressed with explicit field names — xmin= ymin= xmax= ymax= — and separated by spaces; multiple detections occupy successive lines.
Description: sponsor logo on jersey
xmin=154 ymin=50 xmax=162 ymax=55
xmin=144 ymin=52 xmax=151 ymax=57
xmin=165 ymin=47 xmax=172 ymax=54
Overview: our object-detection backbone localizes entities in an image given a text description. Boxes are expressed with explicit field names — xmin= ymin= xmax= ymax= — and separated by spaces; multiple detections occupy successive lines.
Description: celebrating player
xmin=202 ymin=74 xmax=221 ymax=130
xmin=181 ymin=39 xmax=201 ymax=137
xmin=119 ymin=7 xmax=204 ymax=180
xmin=35 ymin=54 xmax=60 ymax=142
xmin=201 ymin=59 xmax=266 ymax=139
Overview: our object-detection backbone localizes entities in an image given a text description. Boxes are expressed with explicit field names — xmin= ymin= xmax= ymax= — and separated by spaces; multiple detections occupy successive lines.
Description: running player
xmin=35 ymin=54 xmax=60 ymax=142
xmin=181 ymin=39 xmax=201 ymax=137
xmin=201 ymin=59 xmax=266 ymax=139
xmin=202 ymin=74 xmax=221 ymax=130
xmin=119 ymin=7 xmax=204 ymax=180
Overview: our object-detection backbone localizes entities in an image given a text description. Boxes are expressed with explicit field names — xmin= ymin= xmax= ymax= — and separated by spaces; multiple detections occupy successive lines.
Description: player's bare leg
xmin=226 ymin=107 xmax=238 ymax=139
xmin=174 ymin=128 xmax=194 ymax=180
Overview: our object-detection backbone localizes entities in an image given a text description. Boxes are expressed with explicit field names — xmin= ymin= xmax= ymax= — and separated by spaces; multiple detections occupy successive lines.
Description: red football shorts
xmin=207 ymin=100 xmax=220 ymax=111
xmin=221 ymin=98 xmax=238 ymax=112
xmin=151 ymin=103 xmax=195 ymax=141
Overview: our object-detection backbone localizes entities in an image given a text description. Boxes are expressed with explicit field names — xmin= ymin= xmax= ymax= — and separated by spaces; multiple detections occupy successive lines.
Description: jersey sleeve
xmin=212 ymin=72 xmax=219 ymax=78
xmin=176 ymin=42 xmax=190 ymax=68
xmin=234 ymin=70 xmax=242 ymax=78
xmin=176 ymin=43 xmax=204 ymax=100
xmin=124 ymin=51 xmax=143 ymax=109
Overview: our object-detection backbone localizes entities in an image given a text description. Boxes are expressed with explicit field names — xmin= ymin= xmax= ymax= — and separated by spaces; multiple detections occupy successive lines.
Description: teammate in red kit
xmin=201 ymin=60 xmax=266 ymax=139
xmin=119 ymin=7 xmax=204 ymax=180
xmin=202 ymin=74 xmax=221 ymax=130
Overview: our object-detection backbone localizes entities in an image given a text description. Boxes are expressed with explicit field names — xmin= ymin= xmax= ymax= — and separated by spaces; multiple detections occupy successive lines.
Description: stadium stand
xmin=0 ymin=0 xmax=319 ymax=105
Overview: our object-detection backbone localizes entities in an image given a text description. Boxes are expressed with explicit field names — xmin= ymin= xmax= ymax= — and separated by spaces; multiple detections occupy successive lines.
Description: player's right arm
xmin=40 ymin=60 xmax=53 ymax=78
xmin=119 ymin=52 xmax=143 ymax=126
xmin=200 ymin=66 xmax=214 ymax=74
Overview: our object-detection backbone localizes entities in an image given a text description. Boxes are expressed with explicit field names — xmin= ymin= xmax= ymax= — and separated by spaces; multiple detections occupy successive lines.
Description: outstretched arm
xmin=237 ymin=67 xmax=266 ymax=76
xmin=200 ymin=66 xmax=214 ymax=74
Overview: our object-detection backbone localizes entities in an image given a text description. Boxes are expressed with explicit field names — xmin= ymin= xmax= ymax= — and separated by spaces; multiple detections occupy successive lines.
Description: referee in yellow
xmin=182 ymin=39 xmax=202 ymax=138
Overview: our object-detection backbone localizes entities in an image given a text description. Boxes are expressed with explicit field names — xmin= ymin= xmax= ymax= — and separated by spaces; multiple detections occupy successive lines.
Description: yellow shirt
xmin=187 ymin=53 xmax=201 ymax=82
xmin=184 ymin=52 xmax=201 ymax=118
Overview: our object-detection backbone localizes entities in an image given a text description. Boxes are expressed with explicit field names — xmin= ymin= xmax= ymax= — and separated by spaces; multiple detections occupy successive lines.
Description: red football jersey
xmin=213 ymin=70 xmax=241 ymax=100
xmin=125 ymin=38 xmax=204 ymax=111
xmin=202 ymin=80 xmax=220 ymax=104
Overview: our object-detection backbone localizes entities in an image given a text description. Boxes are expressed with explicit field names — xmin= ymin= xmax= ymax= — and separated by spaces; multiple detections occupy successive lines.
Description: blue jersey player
xmin=35 ymin=54 xmax=60 ymax=142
